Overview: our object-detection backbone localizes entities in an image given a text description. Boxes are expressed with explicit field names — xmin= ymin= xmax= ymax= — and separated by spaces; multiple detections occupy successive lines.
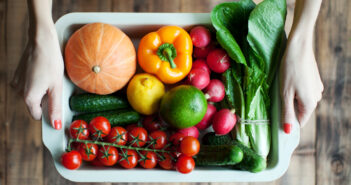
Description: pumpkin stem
xmin=92 ymin=65 xmax=101 ymax=73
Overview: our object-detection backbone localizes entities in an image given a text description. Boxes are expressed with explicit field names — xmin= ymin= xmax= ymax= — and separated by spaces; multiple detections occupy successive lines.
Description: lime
xmin=160 ymin=85 xmax=207 ymax=129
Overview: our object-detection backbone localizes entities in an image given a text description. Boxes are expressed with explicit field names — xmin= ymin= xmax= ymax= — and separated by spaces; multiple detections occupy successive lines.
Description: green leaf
xmin=212 ymin=0 xmax=287 ymax=159
xmin=243 ymin=0 xmax=287 ymax=158
xmin=211 ymin=0 xmax=256 ymax=66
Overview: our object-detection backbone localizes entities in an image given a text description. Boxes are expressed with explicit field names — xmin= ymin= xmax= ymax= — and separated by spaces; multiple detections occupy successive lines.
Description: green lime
xmin=160 ymin=85 xmax=207 ymax=129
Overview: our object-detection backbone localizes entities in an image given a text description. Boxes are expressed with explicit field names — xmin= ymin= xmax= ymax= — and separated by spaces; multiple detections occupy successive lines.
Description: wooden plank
xmin=132 ymin=0 xmax=180 ymax=12
xmin=315 ymin=0 xmax=351 ymax=184
xmin=111 ymin=0 xmax=134 ymax=12
xmin=4 ymin=0 xmax=44 ymax=184
xmin=0 ymin=0 xmax=7 ymax=184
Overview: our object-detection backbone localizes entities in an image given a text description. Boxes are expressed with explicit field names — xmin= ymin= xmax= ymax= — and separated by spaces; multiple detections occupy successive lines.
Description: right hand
xmin=12 ymin=23 xmax=64 ymax=130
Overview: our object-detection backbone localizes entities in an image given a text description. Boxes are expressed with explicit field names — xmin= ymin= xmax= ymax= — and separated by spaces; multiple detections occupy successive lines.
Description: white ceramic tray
xmin=42 ymin=13 xmax=300 ymax=182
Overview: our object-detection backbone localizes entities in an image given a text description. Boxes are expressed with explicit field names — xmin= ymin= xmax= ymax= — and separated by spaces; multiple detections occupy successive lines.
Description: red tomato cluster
xmin=61 ymin=116 xmax=200 ymax=174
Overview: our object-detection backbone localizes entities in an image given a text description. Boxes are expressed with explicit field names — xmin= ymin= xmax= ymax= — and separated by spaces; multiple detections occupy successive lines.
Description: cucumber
xmin=231 ymin=140 xmax=267 ymax=173
xmin=195 ymin=145 xmax=243 ymax=166
xmin=202 ymin=132 xmax=232 ymax=145
xmin=70 ymin=93 xmax=129 ymax=113
xmin=201 ymin=132 xmax=266 ymax=172
xmin=73 ymin=109 xmax=140 ymax=127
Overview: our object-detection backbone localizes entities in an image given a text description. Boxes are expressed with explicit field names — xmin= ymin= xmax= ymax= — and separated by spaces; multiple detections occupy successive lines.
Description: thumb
xmin=281 ymin=92 xmax=296 ymax=134
xmin=48 ymin=81 xmax=63 ymax=130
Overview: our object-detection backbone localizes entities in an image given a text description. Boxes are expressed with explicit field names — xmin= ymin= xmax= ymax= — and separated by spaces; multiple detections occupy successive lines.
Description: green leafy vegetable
xmin=211 ymin=0 xmax=287 ymax=159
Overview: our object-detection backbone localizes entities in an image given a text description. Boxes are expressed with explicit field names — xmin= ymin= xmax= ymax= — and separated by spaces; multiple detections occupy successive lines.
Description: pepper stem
xmin=157 ymin=43 xmax=177 ymax=69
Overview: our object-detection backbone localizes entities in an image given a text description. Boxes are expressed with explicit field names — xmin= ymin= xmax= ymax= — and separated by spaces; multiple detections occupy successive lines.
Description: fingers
xmin=281 ymin=91 xmax=296 ymax=134
xmin=48 ymin=81 xmax=63 ymax=130
xmin=24 ymin=91 xmax=45 ymax=120
xmin=296 ymin=97 xmax=318 ymax=128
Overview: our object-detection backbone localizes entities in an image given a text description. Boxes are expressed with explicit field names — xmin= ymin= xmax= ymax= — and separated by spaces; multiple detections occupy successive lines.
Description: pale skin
xmin=280 ymin=0 xmax=324 ymax=133
xmin=13 ymin=0 xmax=323 ymax=132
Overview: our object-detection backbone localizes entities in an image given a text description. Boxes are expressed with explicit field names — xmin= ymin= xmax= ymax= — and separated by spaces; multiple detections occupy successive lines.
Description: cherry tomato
xmin=180 ymin=136 xmax=200 ymax=157
xmin=97 ymin=145 xmax=118 ymax=166
xmin=91 ymin=158 xmax=104 ymax=167
xmin=149 ymin=130 xmax=167 ymax=149
xmin=69 ymin=120 xmax=89 ymax=140
xmin=128 ymin=127 xmax=148 ymax=147
xmin=158 ymin=153 xmax=174 ymax=170
xmin=176 ymin=154 xmax=195 ymax=174
xmin=78 ymin=143 xmax=98 ymax=161
xmin=126 ymin=123 xmax=138 ymax=132
xmin=139 ymin=151 xmax=157 ymax=169
xmin=169 ymin=145 xmax=181 ymax=158
xmin=106 ymin=126 xmax=127 ymax=145
xmin=89 ymin=116 xmax=111 ymax=139
xmin=169 ymin=132 xmax=185 ymax=146
xmin=61 ymin=150 xmax=82 ymax=170
xmin=142 ymin=115 xmax=161 ymax=132
xmin=119 ymin=149 xmax=138 ymax=169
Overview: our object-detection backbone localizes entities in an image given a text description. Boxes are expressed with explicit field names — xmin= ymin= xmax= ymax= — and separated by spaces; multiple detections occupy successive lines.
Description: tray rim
xmin=41 ymin=12 xmax=300 ymax=182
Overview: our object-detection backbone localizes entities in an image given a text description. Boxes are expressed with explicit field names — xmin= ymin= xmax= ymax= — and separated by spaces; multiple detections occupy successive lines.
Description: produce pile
xmin=61 ymin=0 xmax=286 ymax=174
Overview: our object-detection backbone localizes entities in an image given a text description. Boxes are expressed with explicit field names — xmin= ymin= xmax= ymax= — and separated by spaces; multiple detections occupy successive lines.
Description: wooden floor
xmin=0 ymin=0 xmax=350 ymax=185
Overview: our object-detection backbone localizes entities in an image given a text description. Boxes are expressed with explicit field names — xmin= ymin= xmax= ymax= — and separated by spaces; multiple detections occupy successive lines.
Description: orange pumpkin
xmin=65 ymin=23 xmax=136 ymax=95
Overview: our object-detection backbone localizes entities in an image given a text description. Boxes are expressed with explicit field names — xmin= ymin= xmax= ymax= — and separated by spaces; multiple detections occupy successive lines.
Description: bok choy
xmin=211 ymin=0 xmax=287 ymax=159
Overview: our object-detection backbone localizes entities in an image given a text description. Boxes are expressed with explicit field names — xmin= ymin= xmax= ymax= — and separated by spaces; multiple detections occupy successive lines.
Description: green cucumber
xmin=201 ymin=132 xmax=266 ymax=172
xmin=231 ymin=140 xmax=267 ymax=173
xmin=202 ymin=132 xmax=232 ymax=145
xmin=70 ymin=93 xmax=129 ymax=113
xmin=195 ymin=145 xmax=243 ymax=166
xmin=73 ymin=109 xmax=140 ymax=127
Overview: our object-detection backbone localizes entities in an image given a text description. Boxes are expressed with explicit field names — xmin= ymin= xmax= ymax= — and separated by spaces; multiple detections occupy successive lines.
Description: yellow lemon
xmin=127 ymin=73 xmax=165 ymax=115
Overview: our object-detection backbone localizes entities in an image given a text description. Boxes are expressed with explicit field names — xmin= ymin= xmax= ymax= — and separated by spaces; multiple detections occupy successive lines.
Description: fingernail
xmin=284 ymin=123 xmax=292 ymax=134
xmin=54 ymin=120 xmax=62 ymax=130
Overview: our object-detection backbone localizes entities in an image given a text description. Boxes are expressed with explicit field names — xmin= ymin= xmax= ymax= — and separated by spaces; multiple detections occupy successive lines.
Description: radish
xmin=190 ymin=26 xmax=211 ymax=48
xmin=192 ymin=59 xmax=211 ymax=75
xmin=195 ymin=103 xmax=217 ymax=130
xmin=193 ymin=43 xmax=215 ymax=59
xmin=212 ymin=109 xmax=237 ymax=135
xmin=206 ymin=49 xmax=230 ymax=73
xmin=178 ymin=127 xmax=199 ymax=138
xmin=187 ymin=68 xmax=210 ymax=90
xmin=204 ymin=79 xmax=225 ymax=102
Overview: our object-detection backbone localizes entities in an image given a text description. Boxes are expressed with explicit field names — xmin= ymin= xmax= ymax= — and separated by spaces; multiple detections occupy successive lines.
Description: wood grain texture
xmin=0 ymin=0 xmax=349 ymax=185
xmin=3 ymin=0 xmax=44 ymax=185
xmin=315 ymin=0 xmax=351 ymax=184
xmin=0 ymin=0 xmax=7 ymax=184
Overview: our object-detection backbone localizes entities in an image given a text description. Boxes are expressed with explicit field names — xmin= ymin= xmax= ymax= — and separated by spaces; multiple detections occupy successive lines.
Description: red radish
xmin=190 ymin=26 xmax=211 ymax=48
xmin=206 ymin=49 xmax=230 ymax=73
xmin=187 ymin=68 xmax=210 ymax=90
xmin=212 ymin=109 xmax=237 ymax=135
xmin=193 ymin=43 xmax=215 ymax=59
xmin=204 ymin=79 xmax=225 ymax=102
xmin=195 ymin=104 xmax=217 ymax=130
xmin=178 ymin=127 xmax=199 ymax=138
xmin=192 ymin=59 xmax=211 ymax=75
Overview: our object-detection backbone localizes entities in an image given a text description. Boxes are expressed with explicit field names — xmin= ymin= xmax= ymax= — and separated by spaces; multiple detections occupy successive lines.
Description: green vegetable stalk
xmin=212 ymin=0 xmax=287 ymax=159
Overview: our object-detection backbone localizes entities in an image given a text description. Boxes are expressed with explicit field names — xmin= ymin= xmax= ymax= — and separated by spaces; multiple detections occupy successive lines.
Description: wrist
xmin=288 ymin=28 xmax=314 ymax=47
xmin=30 ymin=20 xmax=57 ymax=42
xmin=33 ymin=25 xmax=58 ymax=49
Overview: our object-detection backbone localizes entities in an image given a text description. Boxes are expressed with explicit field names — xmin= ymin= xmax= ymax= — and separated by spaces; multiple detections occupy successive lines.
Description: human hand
xmin=280 ymin=34 xmax=323 ymax=134
xmin=12 ymin=23 xmax=64 ymax=130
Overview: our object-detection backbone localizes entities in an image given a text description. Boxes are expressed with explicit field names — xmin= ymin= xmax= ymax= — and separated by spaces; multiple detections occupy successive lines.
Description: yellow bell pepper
xmin=138 ymin=26 xmax=193 ymax=84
